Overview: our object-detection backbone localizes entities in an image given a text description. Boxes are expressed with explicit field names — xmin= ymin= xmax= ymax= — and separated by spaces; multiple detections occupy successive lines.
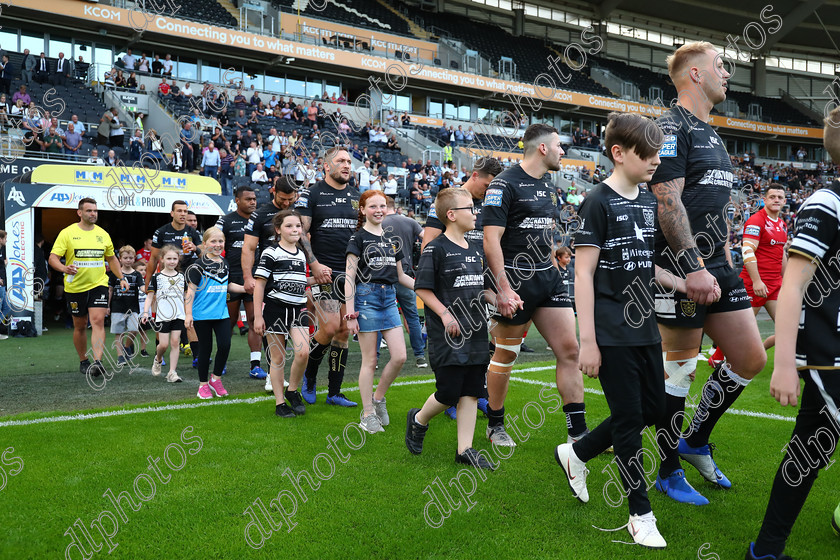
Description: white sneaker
xmin=265 ymin=376 xmax=273 ymax=392
xmin=360 ymin=413 xmax=384 ymax=434
xmin=373 ymin=396 xmax=389 ymax=426
xmin=152 ymin=358 xmax=162 ymax=376
xmin=166 ymin=370 xmax=182 ymax=383
xmin=554 ymin=443 xmax=589 ymax=503
xmin=627 ymin=512 xmax=667 ymax=548
xmin=486 ymin=425 xmax=517 ymax=447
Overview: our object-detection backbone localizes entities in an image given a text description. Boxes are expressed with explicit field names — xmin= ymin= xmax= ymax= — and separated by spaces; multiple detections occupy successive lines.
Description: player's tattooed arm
xmin=298 ymin=215 xmax=316 ymax=264
xmin=650 ymin=177 xmax=696 ymax=251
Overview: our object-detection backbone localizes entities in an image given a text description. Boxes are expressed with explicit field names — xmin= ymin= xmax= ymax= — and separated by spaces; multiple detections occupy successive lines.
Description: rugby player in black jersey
xmin=482 ymin=124 xmax=587 ymax=447
xmin=649 ymin=42 xmax=766 ymax=505
xmin=144 ymin=200 xmax=202 ymax=290
xmin=216 ymin=185 xmax=265 ymax=378
xmin=296 ymin=147 xmax=361 ymax=407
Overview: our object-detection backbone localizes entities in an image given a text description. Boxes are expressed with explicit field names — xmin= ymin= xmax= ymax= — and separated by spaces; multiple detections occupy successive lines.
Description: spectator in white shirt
xmin=251 ymin=163 xmax=269 ymax=185
xmin=161 ymin=54 xmax=173 ymax=76
xmin=357 ymin=160 xmax=371 ymax=192
xmin=245 ymin=140 xmax=261 ymax=175
xmin=383 ymin=174 xmax=398 ymax=195
xmin=86 ymin=148 xmax=104 ymax=165
xmin=122 ymin=49 xmax=136 ymax=70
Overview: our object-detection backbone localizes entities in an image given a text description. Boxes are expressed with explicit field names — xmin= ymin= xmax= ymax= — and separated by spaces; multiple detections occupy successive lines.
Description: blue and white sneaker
xmin=745 ymin=542 xmax=794 ymax=559
xmin=678 ymin=439 xmax=732 ymax=489
xmin=655 ymin=469 xmax=709 ymax=505
xmin=445 ymin=406 xmax=457 ymax=420
xmin=477 ymin=398 xmax=489 ymax=415
xmin=326 ymin=393 xmax=358 ymax=407
xmin=302 ymin=385 xmax=317 ymax=404
xmin=249 ymin=366 xmax=267 ymax=379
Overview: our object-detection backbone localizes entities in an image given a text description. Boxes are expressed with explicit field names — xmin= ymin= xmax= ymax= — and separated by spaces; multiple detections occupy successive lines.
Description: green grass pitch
xmin=0 ymin=321 xmax=837 ymax=559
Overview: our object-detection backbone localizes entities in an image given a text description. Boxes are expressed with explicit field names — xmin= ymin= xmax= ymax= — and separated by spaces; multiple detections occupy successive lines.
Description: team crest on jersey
xmin=96 ymin=235 xmax=103 ymax=243
xmin=351 ymin=200 xmax=359 ymax=210
xmin=680 ymin=299 xmax=697 ymax=318
xmin=643 ymin=208 xmax=654 ymax=227
xmin=70 ymin=302 xmax=78 ymax=311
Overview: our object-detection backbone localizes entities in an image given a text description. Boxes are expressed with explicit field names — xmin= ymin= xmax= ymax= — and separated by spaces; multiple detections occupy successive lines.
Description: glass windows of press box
xmin=202 ymin=63 xmax=221 ymax=85
xmin=383 ymin=93 xmax=411 ymax=113
xmin=94 ymin=46 xmax=114 ymax=80
xmin=0 ymin=28 xmax=18 ymax=52
xmin=266 ymin=74 xmax=284 ymax=94
xmin=49 ymin=36 xmax=72 ymax=58
xmin=178 ymin=61 xmax=197 ymax=81
xmin=20 ymin=31 xmax=45 ymax=56
xmin=285 ymin=76 xmax=305 ymax=98
xmin=324 ymin=81 xmax=341 ymax=99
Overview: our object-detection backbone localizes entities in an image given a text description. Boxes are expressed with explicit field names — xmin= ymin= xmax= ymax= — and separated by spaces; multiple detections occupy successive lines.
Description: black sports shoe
xmin=79 ymin=359 xmax=92 ymax=375
xmin=140 ymin=349 xmax=150 ymax=358
xmin=91 ymin=361 xmax=106 ymax=377
xmin=519 ymin=343 xmax=535 ymax=353
xmin=239 ymin=325 xmax=249 ymax=336
xmin=456 ymin=448 xmax=497 ymax=471
xmin=405 ymin=408 xmax=428 ymax=455
xmin=275 ymin=403 xmax=296 ymax=418
xmin=745 ymin=542 xmax=793 ymax=560
xmin=285 ymin=390 xmax=306 ymax=415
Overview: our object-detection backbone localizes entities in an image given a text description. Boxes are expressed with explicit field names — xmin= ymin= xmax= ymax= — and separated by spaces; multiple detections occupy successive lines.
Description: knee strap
xmin=663 ymin=350 xmax=698 ymax=397
xmin=488 ymin=337 xmax=522 ymax=375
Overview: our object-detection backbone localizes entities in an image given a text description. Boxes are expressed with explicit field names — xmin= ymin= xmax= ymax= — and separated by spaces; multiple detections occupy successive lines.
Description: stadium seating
xmin=272 ymin=0 xmax=411 ymax=35
xmin=155 ymin=0 xmax=237 ymax=28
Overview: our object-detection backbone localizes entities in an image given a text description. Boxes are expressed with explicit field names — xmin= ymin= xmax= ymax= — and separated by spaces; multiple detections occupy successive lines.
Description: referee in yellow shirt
xmin=49 ymin=198 xmax=129 ymax=378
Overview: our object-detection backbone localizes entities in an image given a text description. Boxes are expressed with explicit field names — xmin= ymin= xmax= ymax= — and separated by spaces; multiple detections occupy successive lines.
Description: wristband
xmin=343 ymin=312 xmax=359 ymax=321
xmin=677 ymin=247 xmax=705 ymax=273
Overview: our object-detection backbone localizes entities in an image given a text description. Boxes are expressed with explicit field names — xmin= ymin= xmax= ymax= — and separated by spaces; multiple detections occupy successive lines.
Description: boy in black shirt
xmin=406 ymin=188 xmax=495 ymax=470
xmin=108 ymin=246 xmax=145 ymax=366
xmin=557 ymin=113 xmax=692 ymax=548
xmin=746 ymin=107 xmax=840 ymax=560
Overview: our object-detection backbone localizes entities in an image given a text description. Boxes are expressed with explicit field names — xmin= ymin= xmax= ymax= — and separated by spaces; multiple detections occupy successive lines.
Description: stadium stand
xmin=272 ymin=0 xmax=411 ymax=35
xmin=153 ymin=0 xmax=238 ymax=28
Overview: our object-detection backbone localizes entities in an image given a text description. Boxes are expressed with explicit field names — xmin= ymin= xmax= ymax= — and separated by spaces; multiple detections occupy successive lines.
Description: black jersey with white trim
xmin=648 ymin=106 xmax=733 ymax=268
xmin=346 ymin=229 xmax=404 ymax=285
xmin=788 ymin=182 xmax=840 ymax=370
xmin=574 ymin=183 xmax=661 ymax=345
xmin=216 ymin=211 xmax=250 ymax=277
xmin=481 ymin=164 xmax=558 ymax=271
xmin=415 ymin=236 xmax=490 ymax=368
xmin=243 ymin=201 xmax=283 ymax=264
xmin=296 ymin=180 xmax=360 ymax=272
xmin=426 ymin=192 xmax=485 ymax=245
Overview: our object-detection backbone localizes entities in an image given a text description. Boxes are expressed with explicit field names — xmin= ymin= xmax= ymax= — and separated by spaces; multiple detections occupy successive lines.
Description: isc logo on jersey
xmin=484 ymin=188 xmax=503 ymax=207
xmin=659 ymin=135 xmax=677 ymax=158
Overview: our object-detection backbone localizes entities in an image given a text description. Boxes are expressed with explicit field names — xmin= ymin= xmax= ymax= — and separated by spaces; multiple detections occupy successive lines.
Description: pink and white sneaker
xmin=197 ymin=384 xmax=213 ymax=400
xmin=208 ymin=378 xmax=228 ymax=397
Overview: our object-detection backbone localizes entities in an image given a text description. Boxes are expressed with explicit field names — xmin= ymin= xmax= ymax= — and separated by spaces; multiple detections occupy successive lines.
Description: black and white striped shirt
xmin=789 ymin=181 xmax=840 ymax=370
xmin=254 ymin=245 xmax=307 ymax=306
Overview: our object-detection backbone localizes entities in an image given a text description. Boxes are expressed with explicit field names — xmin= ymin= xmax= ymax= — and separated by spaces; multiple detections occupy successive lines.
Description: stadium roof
xmin=530 ymin=0 xmax=840 ymax=59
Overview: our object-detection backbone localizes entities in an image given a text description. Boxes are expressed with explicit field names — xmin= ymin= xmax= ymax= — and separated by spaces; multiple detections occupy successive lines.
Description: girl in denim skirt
xmin=344 ymin=191 xmax=415 ymax=434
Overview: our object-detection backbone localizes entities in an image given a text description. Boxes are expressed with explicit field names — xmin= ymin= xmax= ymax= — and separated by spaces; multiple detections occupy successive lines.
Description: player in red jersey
xmin=739 ymin=183 xmax=787 ymax=349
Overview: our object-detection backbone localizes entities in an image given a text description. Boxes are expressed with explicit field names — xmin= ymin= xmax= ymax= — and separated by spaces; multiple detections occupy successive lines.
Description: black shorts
xmin=156 ymin=318 xmax=185 ymax=333
xmin=655 ymin=264 xmax=752 ymax=328
xmin=66 ymin=286 xmax=109 ymax=317
xmin=226 ymin=273 xmax=253 ymax=303
xmin=310 ymin=273 xmax=347 ymax=304
xmin=434 ymin=363 xmax=488 ymax=407
xmin=491 ymin=267 xmax=572 ymax=326
xmin=263 ymin=302 xmax=309 ymax=335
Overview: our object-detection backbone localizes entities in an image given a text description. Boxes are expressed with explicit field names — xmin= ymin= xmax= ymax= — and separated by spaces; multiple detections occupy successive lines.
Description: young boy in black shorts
xmin=406 ymin=188 xmax=495 ymax=470
xmin=745 ymin=107 xmax=840 ymax=560
xmin=556 ymin=113 xmax=691 ymax=548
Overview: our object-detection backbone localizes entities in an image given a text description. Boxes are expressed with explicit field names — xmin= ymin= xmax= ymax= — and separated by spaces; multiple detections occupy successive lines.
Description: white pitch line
xmin=0 ymin=369 xmax=796 ymax=427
